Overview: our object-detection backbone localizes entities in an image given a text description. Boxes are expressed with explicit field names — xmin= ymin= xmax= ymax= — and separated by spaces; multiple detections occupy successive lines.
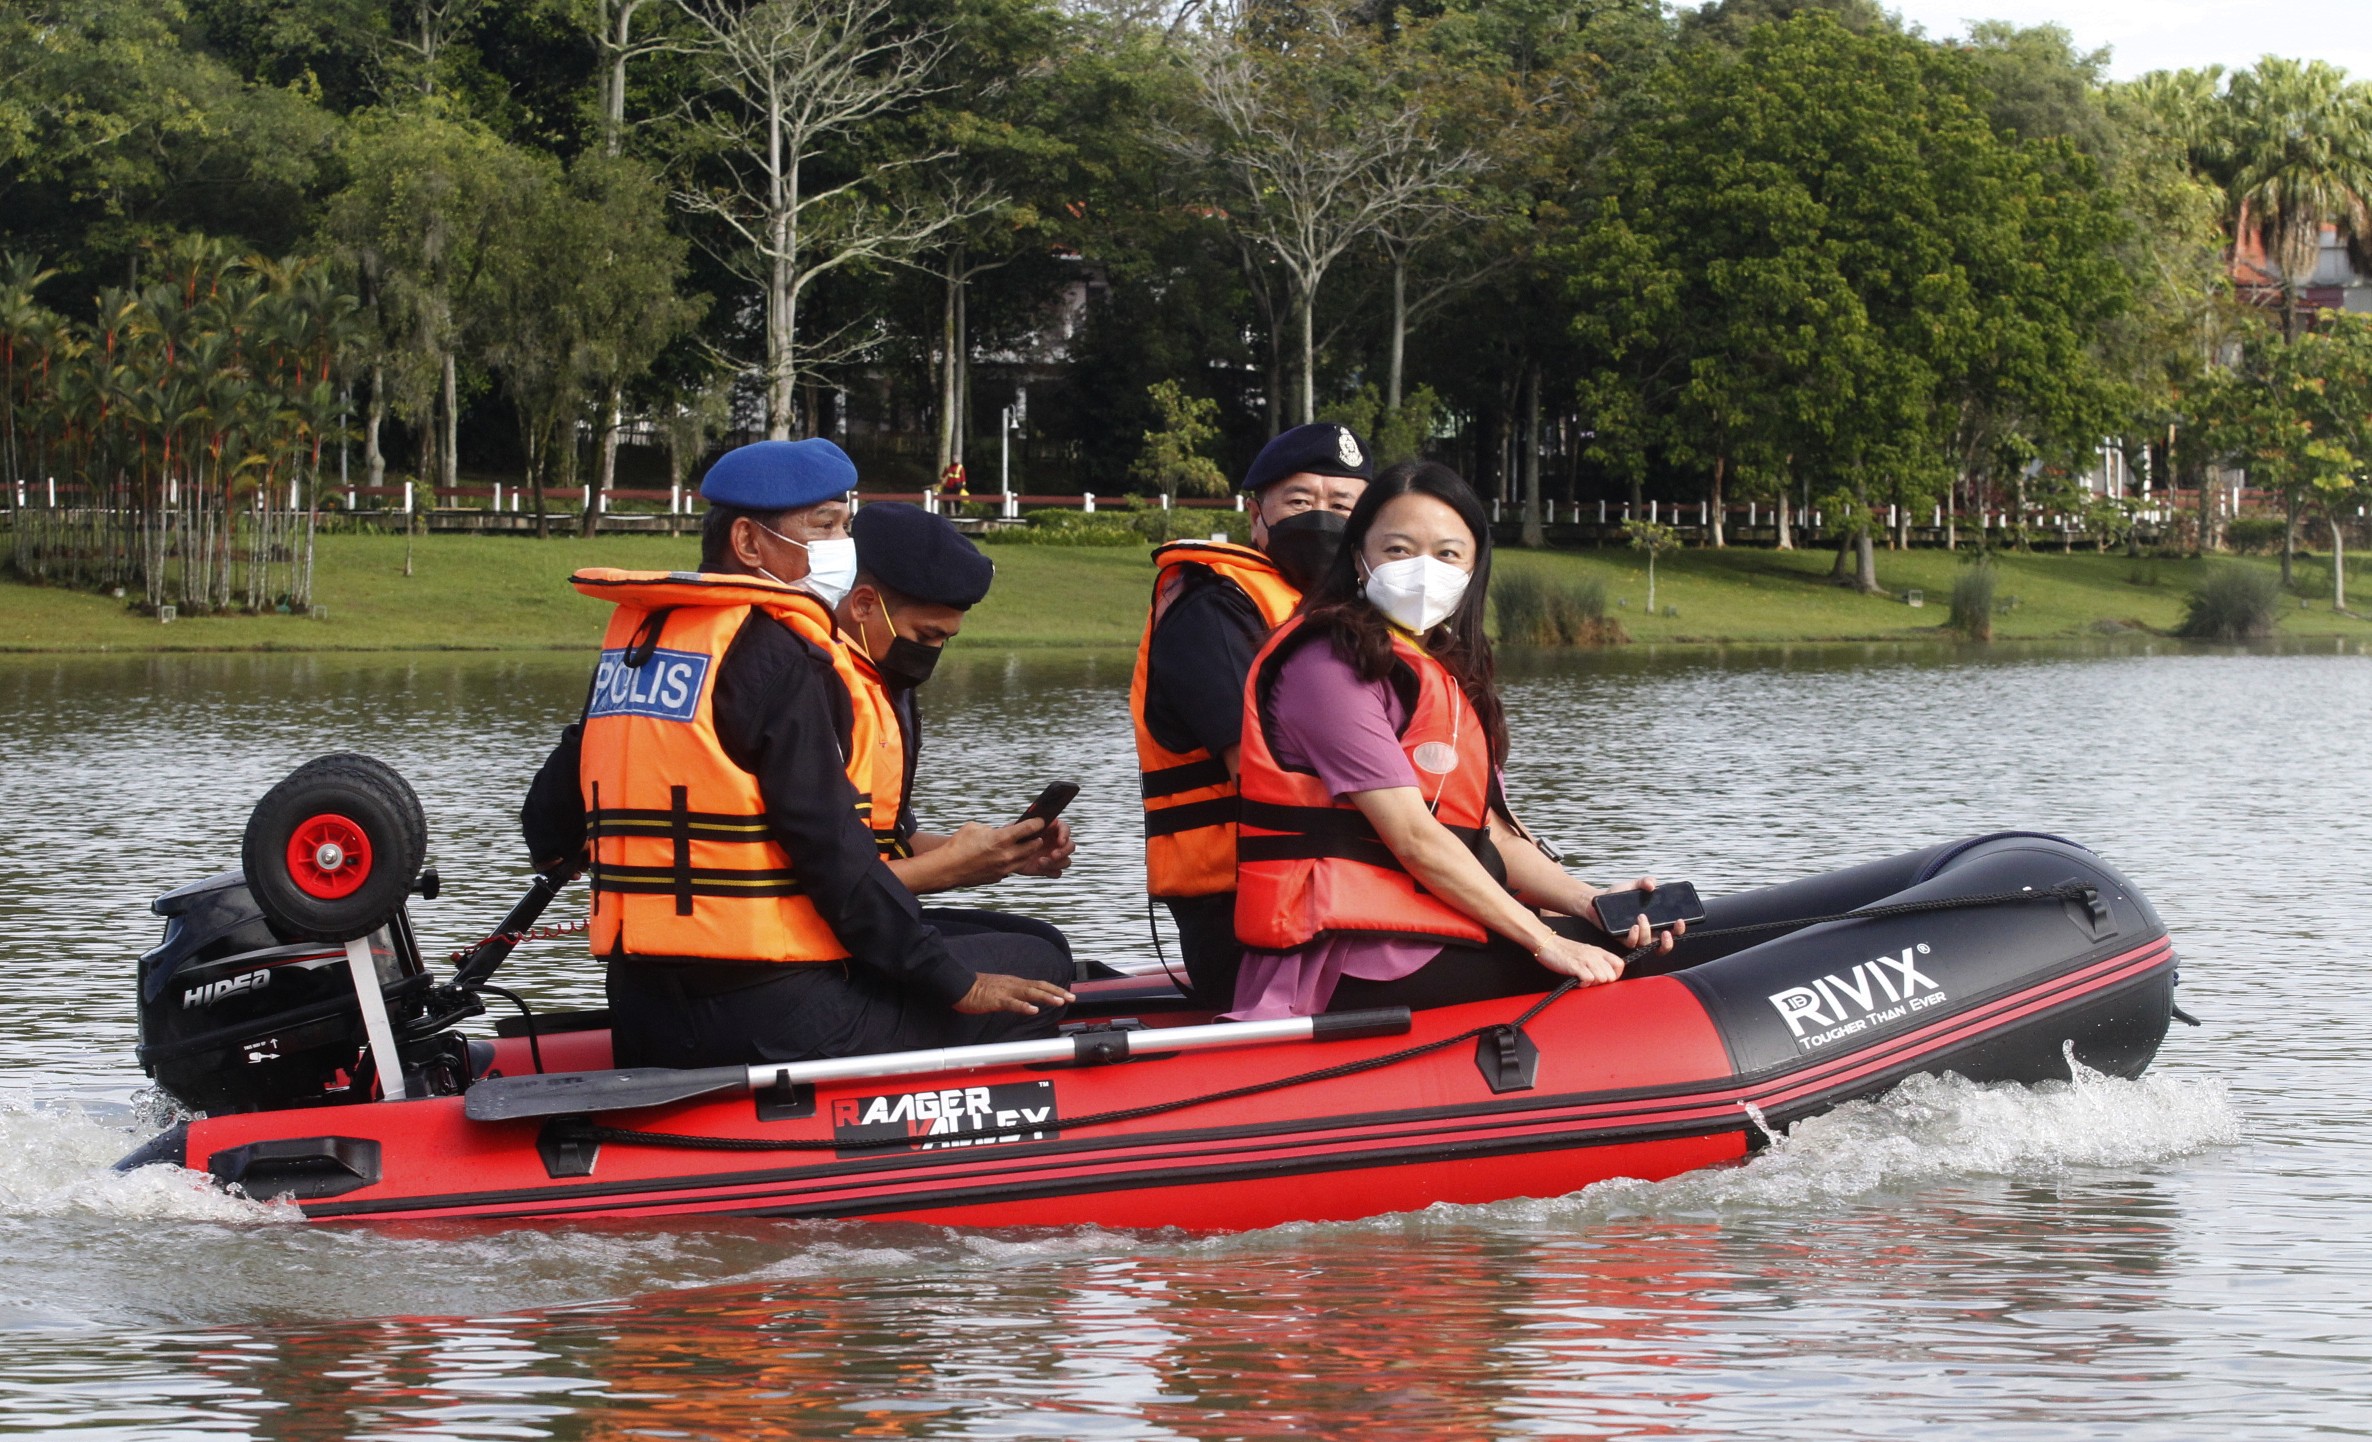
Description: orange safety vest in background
xmin=1233 ymin=614 xmax=1495 ymax=951
xmin=1129 ymin=541 xmax=1304 ymax=901
xmin=571 ymin=568 xmax=902 ymax=965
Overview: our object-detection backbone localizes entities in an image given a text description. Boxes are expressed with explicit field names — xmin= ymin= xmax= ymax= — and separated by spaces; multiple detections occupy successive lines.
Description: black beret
xmin=850 ymin=502 xmax=996 ymax=609
xmin=1240 ymin=422 xmax=1373 ymax=493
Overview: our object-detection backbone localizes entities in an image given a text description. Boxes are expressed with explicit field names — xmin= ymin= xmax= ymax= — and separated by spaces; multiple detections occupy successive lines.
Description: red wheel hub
xmin=287 ymin=814 xmax=373 ymax=899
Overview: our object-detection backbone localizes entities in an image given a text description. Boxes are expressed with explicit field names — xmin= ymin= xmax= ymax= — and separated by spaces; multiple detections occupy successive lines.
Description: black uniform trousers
xmin=1164 ymin=892 xmax=1243 ymax=1006
xmin=607 ymin=918 xmax=1075 ymax=1070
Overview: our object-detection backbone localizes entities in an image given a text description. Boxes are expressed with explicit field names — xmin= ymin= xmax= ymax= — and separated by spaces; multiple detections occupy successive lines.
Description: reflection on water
xmin=0 ymin=641 xmax=2364 ymax=1436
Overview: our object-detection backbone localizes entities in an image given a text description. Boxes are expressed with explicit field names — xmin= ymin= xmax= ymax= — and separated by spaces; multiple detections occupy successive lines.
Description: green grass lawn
xmin=1494 ymin=544 xmax=2372 ymax=644
xmin=2 ymin=529 xmax=2364 ymax=652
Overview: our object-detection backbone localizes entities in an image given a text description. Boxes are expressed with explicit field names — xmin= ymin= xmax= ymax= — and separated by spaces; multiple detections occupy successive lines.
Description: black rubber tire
xmin=241 ymin=754 xmax=428 ymax=943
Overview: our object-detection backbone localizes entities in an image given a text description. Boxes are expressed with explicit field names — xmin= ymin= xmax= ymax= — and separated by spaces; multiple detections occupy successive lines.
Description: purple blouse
xmin=1227 ymin=640 xmax=1450 ymax=1019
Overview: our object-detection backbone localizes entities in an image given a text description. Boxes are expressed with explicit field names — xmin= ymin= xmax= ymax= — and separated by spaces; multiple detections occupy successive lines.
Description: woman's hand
xmin=1586 ymin=876 xmax=1682 ymax=957
xmin=1529 ymin=931 xmax=1629 ymax=987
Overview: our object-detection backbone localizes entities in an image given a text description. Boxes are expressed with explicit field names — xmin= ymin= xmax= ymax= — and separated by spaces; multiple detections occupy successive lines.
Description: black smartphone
xmin=1016 ymin=780 xmax=1081 ymax=828
xmin=1592 ymin=881 xmax=1705 ymax=935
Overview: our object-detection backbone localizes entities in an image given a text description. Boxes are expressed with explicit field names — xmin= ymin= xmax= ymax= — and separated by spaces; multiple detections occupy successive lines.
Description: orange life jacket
xmin=1129 ymin=540 xmax=1304 ymax=900
xmin=571 ymin=568 xmax=902 ymax=965
xmin=1233 ymin=614 xmax=1495 ymax=950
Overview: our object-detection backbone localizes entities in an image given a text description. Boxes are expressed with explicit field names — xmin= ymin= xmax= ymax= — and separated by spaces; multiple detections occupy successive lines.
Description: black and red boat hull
xmin=161 ymin=834 xmax=2177 ymax=1228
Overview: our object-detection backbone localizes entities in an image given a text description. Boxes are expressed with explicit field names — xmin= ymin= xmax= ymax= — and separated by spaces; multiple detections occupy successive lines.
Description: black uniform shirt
xmin=889 ymin=684 xmax=922 ymax=848
xmin=521 ymin=610 xmax=974 ymax=1008
xmin=1141 ymin=572 xmax=1266 ymax=759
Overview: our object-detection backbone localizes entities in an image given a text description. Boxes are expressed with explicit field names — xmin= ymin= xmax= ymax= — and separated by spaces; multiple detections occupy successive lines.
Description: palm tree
xmin=2220 ymin=59 xmax=2372 ymax=341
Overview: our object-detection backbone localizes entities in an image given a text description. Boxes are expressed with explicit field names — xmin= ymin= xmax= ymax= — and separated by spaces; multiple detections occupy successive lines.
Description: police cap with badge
xmin=851 ymin=502 xmax=995 ymax=610
xmin=1240 ymin=422 xmax=1372 ymax=493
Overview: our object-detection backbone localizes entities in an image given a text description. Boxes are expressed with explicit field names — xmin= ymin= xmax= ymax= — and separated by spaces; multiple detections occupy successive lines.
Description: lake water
xmin=0 ymin=640 xmax=2365 ymax=1437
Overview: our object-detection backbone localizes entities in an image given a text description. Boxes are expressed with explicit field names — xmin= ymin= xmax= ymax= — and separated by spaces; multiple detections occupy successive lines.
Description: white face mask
xmin=757 ymin=524 xmax=858 ymax=608
xmin=1360 ymin=554 xmax=1470 ymax=634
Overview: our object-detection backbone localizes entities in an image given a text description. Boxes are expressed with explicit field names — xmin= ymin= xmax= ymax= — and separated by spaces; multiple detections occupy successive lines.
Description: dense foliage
xmin=0 ymin=0 xmax=2366 ymax=599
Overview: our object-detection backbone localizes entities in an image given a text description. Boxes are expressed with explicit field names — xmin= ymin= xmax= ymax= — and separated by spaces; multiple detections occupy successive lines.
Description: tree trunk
xmin=604 ymin=0 xmax=636 ymax=157
xmin=1519 ymin=363 xmax=1544 ymax=549
xmin=2333 ymin=515 xmax=2347 ymax=611
xmin=1387 ymin=252 xmax=1406 ymax=413
xmin=1853 ymin=482 xmax=1879 ymax=592
xmin=365 ymin=365 xmax=387 ymax=490
xmin=440 ymin=351 xmax=459 ymax=497
xmin=935 ymin=252 xmax=959 ymax=476
xmin=1830 ymin=529 xmax=1851 ymax=580
xmin=1776 ymin=489 xmax=1793 ymax=551
xmin=1297 ymin=287 xmax=1315 ymax=426
xmin=2014 ymin=470 xmax=2030 ymax=552
xmin=1707 ymin=455 xmax=1726 ymax=548
xmin=2281 ymin=490 xmax=2297 ymax=588
xmin=527 ymin=420 xmax=549 ymax=540
xmin=583 ymin=385 xmax=622 ymax=539
xmin=1947 ymin=471 xmax=1961 ymax=551
xmin=954 ymin=274 xmax=969 ymax=464
xmin=767 ymin=147 xmax=798 ymax=440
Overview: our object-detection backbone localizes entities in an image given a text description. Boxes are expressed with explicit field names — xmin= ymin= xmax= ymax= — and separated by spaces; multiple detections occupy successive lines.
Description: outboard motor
xmin=134 ymin=873 xmax=430 ymax=1114
xmin=134 ymin=753 xmax=456 ymax=1115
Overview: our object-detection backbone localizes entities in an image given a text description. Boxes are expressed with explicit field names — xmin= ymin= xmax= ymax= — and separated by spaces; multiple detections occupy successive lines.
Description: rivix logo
xmin=184 ymin=969 xmax=271 ymax=1010
xmin=1768 ymin=944 xmax=1946 ymax=1050
xmin=587 ymin=647 xmax=710 ymax=723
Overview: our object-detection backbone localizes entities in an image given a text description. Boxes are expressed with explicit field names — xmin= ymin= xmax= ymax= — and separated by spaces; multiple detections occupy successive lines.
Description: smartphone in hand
xmin=1592 ymin=881 xmax=1705 ymax=936
xmin=1016 ymin=780 xmax=1080 ymax=829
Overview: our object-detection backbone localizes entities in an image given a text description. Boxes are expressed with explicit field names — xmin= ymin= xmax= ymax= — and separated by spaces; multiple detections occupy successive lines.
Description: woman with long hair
xmin=1228 ymin=460 xmax=1677 ymax=1018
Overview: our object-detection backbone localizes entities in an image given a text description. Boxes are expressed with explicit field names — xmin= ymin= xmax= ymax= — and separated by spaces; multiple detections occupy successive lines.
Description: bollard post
xmin=1084 ymin=492 xmax=1096 ymax=513
xmin=1599 ymin=499 xmax=1607 ymax=524
xmin=1234 ymin=494 xmax=1245 ymax=512
xmin=1748 ymin=501 xmax=1757 ymax=528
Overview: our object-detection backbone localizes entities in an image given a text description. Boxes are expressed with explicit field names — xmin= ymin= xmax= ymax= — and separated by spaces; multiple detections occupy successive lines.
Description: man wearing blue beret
xmin=832 ymin=503 xmax=1094 ymax=965
xmin=1130 ymin=422 xmax=1370 ymax=1003
xmin=522 ymin=439 xmax=1074 ymax=1068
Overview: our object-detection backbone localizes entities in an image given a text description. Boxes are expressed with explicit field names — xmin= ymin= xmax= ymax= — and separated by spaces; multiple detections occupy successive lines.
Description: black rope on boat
xmin=575 ymin=883 xmax=2102 ymax=1155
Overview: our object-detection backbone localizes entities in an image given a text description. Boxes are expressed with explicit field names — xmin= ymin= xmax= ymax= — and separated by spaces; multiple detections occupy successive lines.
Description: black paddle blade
xmin=463 ymin=1065 xmax=750 ymax=1122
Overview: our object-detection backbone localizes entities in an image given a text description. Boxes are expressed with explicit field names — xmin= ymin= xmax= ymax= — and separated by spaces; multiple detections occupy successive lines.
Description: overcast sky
xmin=1871 ymin=0 xmax=2370 ymax=81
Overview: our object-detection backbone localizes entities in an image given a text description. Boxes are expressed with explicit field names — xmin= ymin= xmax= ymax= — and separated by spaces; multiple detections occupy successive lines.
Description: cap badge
xmin=1336 ymin=428 xmax=1364 ymax=467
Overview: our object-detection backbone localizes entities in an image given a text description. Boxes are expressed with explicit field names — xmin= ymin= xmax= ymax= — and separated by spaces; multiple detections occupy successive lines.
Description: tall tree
xmin=674 ymin=0 xmax=987 ymax=438
xmin=1174 ymin=4 xmax=1481 ymax=425
xmin=2220 ymin=58 xmax=2372 ymax=340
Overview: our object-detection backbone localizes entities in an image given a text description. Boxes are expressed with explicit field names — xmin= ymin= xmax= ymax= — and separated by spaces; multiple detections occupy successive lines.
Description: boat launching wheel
xmin=242 ymin=754 xmax=427 ymax=942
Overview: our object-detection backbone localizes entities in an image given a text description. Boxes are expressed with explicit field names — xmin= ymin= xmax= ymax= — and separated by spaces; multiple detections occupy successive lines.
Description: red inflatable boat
xmin=119 ymin=759 xmax=2180 ymax=1227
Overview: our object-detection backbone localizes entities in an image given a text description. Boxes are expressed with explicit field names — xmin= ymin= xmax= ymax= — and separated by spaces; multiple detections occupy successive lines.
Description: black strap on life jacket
xmin=670 ymin=785 xmax=693 ymax=915
xmin=1143 ymin=795 xmax=1241 ymax=838
xmin=1140 ymin=755 xmax=1232 ymax=800
xmin=623 ymin=608 xmax=674 ymax=667
xmin=1236 ymin=798 xmax=1485 ymax=873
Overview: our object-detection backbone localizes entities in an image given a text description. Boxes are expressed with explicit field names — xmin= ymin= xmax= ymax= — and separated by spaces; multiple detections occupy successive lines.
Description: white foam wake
xmin=0 ymin=1097 xmax=289 ymax=1222
xmin=1446 ymin=1062 xmax=2242 ymax=1228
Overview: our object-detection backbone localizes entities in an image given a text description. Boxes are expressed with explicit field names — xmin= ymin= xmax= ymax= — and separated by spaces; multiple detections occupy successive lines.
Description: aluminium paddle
xmin=463 ymin=1007 xmax=1412 ymax=1123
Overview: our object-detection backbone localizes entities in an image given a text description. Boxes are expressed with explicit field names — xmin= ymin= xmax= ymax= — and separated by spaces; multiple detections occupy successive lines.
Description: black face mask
xmin=878 ymin=634 xmax=943 ymax=690
xmin=1264 ymin=508 xmax=1348 ymax=592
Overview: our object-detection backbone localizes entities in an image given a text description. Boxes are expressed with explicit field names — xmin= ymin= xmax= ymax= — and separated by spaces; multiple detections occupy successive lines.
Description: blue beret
xmin=699 ymin=439 xmax=857 ymax=511
xmin=1240 ymin=422 xmax=1373 ymax=493
xmin=851 ymin=502 xmax=995 ymax=609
